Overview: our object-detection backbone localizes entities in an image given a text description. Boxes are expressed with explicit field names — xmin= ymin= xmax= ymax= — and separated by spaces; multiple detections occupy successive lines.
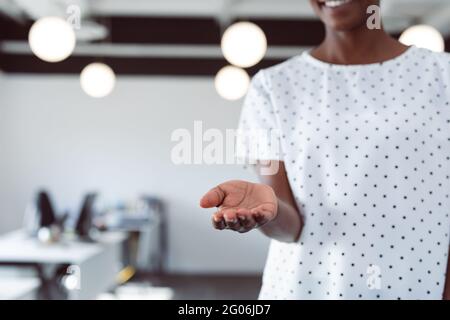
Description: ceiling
xmin=1 ymin=0 xmax=450 ymax=26
xmin=0 ymin=0 xmax=449 ymax=76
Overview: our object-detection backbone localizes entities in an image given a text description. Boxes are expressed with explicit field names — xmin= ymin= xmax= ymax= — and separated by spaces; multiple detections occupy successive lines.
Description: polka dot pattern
xmin=239 ymin=47 xmax=450 ymax=300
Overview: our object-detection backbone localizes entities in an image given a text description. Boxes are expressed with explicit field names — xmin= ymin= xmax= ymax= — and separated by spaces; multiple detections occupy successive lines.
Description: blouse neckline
xmin=301 ymin=46 xmax=416 ymax=70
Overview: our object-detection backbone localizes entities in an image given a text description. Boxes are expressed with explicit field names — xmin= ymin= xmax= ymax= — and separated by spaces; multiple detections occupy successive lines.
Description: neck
xmin=313 ymin=24 xmax=407 ymax=65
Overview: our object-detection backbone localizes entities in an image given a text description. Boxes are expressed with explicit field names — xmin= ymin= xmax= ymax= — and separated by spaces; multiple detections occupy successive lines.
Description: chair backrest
xmin=75 ymin=193 xmax=97 ymax=237
xmin=37 ymin=190 xmax=56 ymax=227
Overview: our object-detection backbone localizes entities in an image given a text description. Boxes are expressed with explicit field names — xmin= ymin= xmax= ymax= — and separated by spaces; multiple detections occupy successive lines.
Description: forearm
xmin=258 ymin=198 xmax=303 ymax=243
xmin=255 ymin=161 xmax=303 ymax=243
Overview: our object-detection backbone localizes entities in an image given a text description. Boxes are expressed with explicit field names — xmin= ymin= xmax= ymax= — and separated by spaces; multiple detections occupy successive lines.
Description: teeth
xmin=323 ymin=0 xmax=351 ymax=8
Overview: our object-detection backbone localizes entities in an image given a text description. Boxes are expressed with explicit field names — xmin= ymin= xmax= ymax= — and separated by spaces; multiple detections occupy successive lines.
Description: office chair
xmin=37 ymin=190 xmax=56 ymax=228
xmin=75 ymin=193 xmax=98 ymax=239
xmin=141 ymin=196 xmax=168 ymax=275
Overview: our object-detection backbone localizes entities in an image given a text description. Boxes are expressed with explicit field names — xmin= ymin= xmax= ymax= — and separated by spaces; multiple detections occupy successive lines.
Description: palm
xmin=200 ymin=180 xmax=278 ymax=232
xmin=218 ymin=181 xmax=277 ymax=219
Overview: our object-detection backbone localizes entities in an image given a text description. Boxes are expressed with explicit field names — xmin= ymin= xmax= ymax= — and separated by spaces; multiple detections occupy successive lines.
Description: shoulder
xmin=411 ymin=47 xmax=450 ymax=69
xmin=254 ymin=55 xmax=306 ymax=85
xmin=263 ymin=55 xmax=304 ymax=74
xmin=243 ymin=58 xmax=304 ymax=112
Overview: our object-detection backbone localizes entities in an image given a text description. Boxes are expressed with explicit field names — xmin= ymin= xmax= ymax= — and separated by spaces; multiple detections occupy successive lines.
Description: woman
xmin=200 ymin=0 xmax=450 ymax=299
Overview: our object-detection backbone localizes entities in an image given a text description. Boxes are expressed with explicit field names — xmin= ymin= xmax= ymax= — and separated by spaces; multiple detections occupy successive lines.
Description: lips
xmin=318 ymin=0 xmax=353 ymax=9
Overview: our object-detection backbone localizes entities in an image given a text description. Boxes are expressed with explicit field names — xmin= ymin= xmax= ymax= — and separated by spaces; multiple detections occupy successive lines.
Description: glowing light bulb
xmin=221 ymin=22 xmax=267 ymax=68
xmin=215 ymin=66 xmax=250 ymax=101
xmin=399 ymin=25 xmax=444 ymax=53
xmin=80 ymin=63 xmax=116 ymax=98
xmin=28 ymin=17 xmax=76 ymax=62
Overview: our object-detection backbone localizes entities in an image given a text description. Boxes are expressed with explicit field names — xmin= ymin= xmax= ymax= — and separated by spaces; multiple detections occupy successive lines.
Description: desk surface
xmin=0 ymin=278 xmax=40 ymax=300
xmin=0 ymin=230 xmax=126 ymax=265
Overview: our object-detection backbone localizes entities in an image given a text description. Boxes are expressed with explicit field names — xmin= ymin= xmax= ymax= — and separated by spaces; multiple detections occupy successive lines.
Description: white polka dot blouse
xmin=238 ymin=46 xmax=450 ymax=300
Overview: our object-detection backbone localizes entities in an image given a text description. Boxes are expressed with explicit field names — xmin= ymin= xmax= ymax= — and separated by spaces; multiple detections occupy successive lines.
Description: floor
xmin=1 ymin=269 xmax=262 ymax=300
xmin=133 ymin=274 xmax=262 ymax=300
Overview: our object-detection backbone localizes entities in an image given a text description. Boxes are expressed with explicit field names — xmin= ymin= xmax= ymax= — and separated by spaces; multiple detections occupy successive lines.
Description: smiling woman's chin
xmin=314 ymin=0 xmax=371 ymax=31
xmin=325 ymin=15 xmax=369 ymax=32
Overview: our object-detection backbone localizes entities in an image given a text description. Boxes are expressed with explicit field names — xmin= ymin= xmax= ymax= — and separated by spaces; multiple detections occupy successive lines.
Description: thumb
xmin=200 ymin=186 xmax=226 ymax=208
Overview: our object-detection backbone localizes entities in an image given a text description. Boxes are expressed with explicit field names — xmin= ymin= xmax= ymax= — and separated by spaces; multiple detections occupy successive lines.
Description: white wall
xmin=0 ymin=74 xmax=270 ymax=273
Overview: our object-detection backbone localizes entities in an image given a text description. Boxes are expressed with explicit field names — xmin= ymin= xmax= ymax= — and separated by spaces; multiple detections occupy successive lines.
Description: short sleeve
xmin=433 ymin=51 xmax=450 ymax=96
xmin=236 ymin=70 xmax=282 ymax=162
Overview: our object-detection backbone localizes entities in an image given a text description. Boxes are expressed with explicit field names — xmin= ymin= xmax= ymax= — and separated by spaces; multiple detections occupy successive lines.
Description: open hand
xmin=200 ymin=180 xmax=278 ymax=233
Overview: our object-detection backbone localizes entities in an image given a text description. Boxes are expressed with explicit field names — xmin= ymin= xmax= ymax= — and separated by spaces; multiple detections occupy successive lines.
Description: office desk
xmin=0 ymin=278 xmax=40 ymax=300
xmin=0 ymin=230 xmax=126 ymax=299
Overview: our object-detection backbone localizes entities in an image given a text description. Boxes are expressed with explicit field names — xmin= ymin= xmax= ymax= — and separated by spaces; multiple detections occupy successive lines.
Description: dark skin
xmin=200 ymin=0 xmax=450 ymax=299
xmin=309 ymin=0 xmax=408 ymax=64
xmin=200 ymin=163 xmax=302 ymax=243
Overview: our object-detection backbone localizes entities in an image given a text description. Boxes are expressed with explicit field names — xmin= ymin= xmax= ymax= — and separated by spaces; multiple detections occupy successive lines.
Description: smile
xmin=319 ymin=0 xmax=353 ymax=8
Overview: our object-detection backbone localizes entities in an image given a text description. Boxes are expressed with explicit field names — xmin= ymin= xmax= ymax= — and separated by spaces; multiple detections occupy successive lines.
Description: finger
xmin=236 ymin=208 xmax=257 ymax=231
xmin=200 ymin=186 xmax=225 ymax=208
xmin=222 ymin=208 xmax=237 ymax=222
xmin=236 ymin=214 xmax=256 ymax=232
xmin=226 ymin=219 xmax=242 ymax=231
xmin=252 ymin=212 xmax=270 ymax=228
xmin=222 ymin=208 xmax=241 ymax=231
xmin=254 ymin=203 xmax=277 ymax=219
xmin=212 ymin=213 xmax=226 ymax=230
